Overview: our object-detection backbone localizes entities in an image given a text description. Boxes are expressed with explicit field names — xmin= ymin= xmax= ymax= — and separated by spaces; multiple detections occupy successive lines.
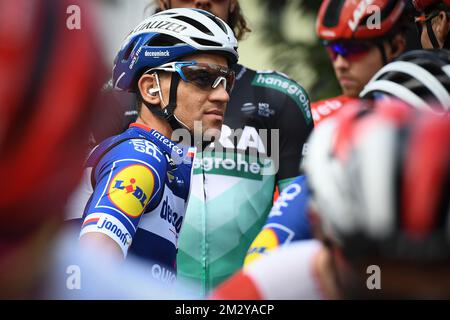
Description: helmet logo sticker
xmin=132 ymin=20 xmax=187 ymax=34
xmin=145 ymin=50 xmax=170 ymax=58
xmin=348 ymin=0 xmax=375 ymax=31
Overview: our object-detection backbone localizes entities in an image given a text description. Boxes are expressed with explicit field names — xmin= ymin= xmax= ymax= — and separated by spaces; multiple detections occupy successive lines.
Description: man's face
xmin=327 ymin=42 xmax=384 ymax=98
xmin=158 ymin=53 xmax=230 ymax=136
xmin=160 ymin=0 xmax=234 ymax=21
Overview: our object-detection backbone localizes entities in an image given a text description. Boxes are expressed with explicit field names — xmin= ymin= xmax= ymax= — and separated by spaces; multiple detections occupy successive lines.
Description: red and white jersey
xmin=211 ymin=240 xmax=329 ymax=300
xmin=311 ymin=95 xmax=357 ymax=126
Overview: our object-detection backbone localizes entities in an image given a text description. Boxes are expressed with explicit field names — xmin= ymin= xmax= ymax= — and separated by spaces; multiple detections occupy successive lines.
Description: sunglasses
xmin=147 ymin=61 xmax=235 ymax=94
xmin=324 ymin=41 xmax=374 ymax=62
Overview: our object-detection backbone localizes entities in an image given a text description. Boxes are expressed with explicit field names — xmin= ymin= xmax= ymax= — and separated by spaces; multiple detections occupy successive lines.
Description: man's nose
xmin=194 ymin=0 xmax=211 ymax=9
xmin=209 ymin=84 xmax=230 ymax=104
xmin=334 ymin=54 xmax=350 ymax=69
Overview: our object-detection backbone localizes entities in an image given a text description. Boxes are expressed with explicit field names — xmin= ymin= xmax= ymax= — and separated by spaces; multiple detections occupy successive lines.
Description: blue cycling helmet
xmin=113 ymin=8 xmax=238 ymax=92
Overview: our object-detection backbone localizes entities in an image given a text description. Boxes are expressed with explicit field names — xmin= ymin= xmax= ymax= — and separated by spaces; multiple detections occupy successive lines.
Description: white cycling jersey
xmin=212 ymin=240 xmax=331 ymax=300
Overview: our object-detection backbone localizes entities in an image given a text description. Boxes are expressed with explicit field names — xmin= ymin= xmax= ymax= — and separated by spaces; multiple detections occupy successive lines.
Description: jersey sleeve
xmin=248 ymin=70 xmax=314 ymax=188
xmin=273 ymin=76 xmax=314 ymax=186
xmin=251 ymin=71 xmax=314 ymax=187
xmin=80 ymin=138 xmax=166 ymax=257
xmin=244 ymin=175 xmax=312 ymax=266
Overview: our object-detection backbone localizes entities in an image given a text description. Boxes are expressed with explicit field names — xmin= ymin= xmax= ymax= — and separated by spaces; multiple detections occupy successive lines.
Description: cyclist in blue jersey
xmin=89 ymin=0 xmax=314 ymax=293
xmin=66 ymin=8 xmax=239 ymax=281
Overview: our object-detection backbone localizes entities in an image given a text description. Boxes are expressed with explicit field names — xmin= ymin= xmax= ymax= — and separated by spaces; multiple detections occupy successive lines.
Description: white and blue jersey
xmin=66 ymin=123 xmax=195 ymax=281
xmin=244 ymin=175 xmax=312 ymax=265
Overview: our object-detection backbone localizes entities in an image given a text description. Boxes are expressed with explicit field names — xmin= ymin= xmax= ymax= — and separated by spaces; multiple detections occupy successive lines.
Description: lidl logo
xmin=244 ymin=228 xmax=279 ymax=266
xmin=108 ymin=164 xmax=154 ymax=218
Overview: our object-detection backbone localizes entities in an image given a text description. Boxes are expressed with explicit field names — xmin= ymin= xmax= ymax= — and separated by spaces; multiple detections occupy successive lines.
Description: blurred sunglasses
xmin=147 ymin=61 xmax=235 ymax=94
xmin=324 ymin=41 xmax=374 ymax=62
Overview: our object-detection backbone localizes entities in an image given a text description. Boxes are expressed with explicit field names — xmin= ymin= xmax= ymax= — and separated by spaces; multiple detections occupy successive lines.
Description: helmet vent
xmin=323 ymin=0 xmax=346 ymax=28
xmin=171 ymin=15 xmax=213 ymax=36
xmin=146 ymin=34 xmax=183 ymax=47
xmin=190 ymin=37 xmax=221 ymax=47
xmin=207 ymin=15 xmax=228 ymax=34
xmin=123 ymin=39 xmax=138 ymax=61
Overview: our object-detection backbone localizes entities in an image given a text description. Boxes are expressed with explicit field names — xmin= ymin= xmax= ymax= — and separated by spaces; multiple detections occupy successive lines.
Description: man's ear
xmin=138 ymin=74 xmax=161 ymax=106
xmin=436 ymin=10 xmax=450 ymax=44
xmin=387 ymin=34 xmax=406 ymax=60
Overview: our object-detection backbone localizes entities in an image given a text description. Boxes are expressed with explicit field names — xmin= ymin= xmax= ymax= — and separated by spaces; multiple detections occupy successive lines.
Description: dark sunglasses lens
xmin=182 ymin=65 xmax=217 ymax=89
xmin=326 ymin=42 xmax=371 ymax=61
xmin=182 ymin=64 xmax=234 ymax=93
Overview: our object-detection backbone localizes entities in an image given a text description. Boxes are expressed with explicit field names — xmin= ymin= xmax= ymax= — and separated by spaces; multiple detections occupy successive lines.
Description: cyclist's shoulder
xmin=247 ymin=240 xmax=322 ymax=276
xmin=273 ymin=175 xmax=307 ymax=205
xmin=266 ymin=175 xmax=311 ymax=234
xmin=311 ymin=95 xmax=355 ymax=108
xmin=235 ymin=66 xmax=311 ymax=121
xmin=311 ymin=95 xmax=358 ymax=125
xmin=235 ymin=64 xmax=307 ymax=94
xmin=88 ymin=126 xmax=168 ymax=174
xmin=244 ymin=240 xmax=324 ymax=299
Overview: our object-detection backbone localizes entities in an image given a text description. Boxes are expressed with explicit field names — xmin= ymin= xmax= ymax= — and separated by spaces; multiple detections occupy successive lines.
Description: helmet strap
xmin=162 ymin=72 xmax=187 ymax=131
xmin=142 ymin=72 xmax=187 ymax=131
xmin=426 ymin=19 xmax=441 ymax=48
xmin=165 ymin=74 xmax=210 ymax=149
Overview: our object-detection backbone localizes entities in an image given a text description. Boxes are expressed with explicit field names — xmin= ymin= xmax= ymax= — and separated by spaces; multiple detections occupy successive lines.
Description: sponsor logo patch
xmin=160 ymin=196 xmax=184 ymax=234
xmin=97 ymin=216 xmax=131 ymax=247
xmin=252 ymin=72 xmax=312 ymax=125
xmin=241 ymin=102 xmax=256 ymax=114
xmin=258 ymin=102 xmax=275 ymax=118
xmin=108 ymin=164 xmax=154 ymax=218
xmin=244 ymin=228 xmax=279 ymax=265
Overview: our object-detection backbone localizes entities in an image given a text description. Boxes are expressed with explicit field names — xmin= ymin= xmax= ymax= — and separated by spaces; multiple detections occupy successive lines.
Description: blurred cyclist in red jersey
xmin=0 ymin=0 xmax=107 ymax=298
xmin=0 ymin=0 xmax=202 ymax=299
